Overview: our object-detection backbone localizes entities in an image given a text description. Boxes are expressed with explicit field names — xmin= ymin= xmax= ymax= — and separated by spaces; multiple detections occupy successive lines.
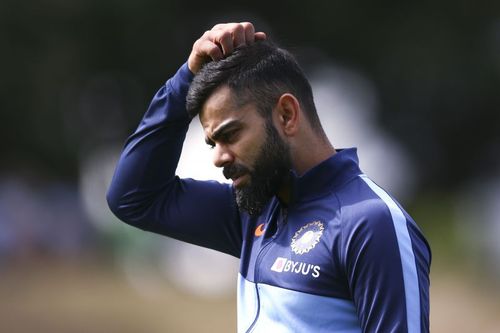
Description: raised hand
xmin=187 ymin=22 xmax=266 ymax=74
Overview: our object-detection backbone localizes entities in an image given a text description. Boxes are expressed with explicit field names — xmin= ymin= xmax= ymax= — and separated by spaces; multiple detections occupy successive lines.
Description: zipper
xmin=245 ymin=207 xmax=288 ymax=333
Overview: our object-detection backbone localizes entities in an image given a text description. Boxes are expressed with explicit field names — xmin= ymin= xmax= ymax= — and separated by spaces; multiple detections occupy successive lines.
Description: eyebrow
xmin=205 ymin=119 xmax=242 ymax=145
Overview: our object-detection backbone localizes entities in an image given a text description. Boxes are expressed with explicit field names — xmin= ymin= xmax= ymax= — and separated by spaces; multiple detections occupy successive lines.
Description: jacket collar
xmin=288 ymin=148 xmax=362 ymax=204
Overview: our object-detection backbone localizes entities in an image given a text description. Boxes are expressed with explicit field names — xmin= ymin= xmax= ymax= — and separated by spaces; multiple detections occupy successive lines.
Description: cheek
xmin=234 ymin=135 xmax=265 ymax=168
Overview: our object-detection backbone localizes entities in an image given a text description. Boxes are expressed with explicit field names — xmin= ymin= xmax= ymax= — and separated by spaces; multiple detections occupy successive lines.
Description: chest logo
xmin=254 ymin=223 xmax=266 ymax=237
xmin=291 ymin=221 xmax=324 ymax=255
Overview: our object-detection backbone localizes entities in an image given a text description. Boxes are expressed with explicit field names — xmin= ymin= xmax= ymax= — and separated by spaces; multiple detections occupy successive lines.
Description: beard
xmin=223 ymin=121 xmax=292 ymax=216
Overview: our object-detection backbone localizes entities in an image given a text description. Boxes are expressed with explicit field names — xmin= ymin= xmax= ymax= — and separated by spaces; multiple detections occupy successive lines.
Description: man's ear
xmin=275 ymin=93 xmax=300 ymax=136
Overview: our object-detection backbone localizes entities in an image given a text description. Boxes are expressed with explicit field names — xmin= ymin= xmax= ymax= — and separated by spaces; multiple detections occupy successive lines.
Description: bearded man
xmin=107 ymin=22 xmax=431 ymax=333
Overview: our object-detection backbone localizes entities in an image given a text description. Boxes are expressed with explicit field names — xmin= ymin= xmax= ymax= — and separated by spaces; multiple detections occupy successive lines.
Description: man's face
xmin=200 ymin=86 xmax=291 ymax=216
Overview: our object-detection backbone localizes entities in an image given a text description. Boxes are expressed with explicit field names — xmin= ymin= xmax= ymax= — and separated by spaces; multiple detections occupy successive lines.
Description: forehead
xmin=199 ymin=86 xmax=237 ymax=124
xmin=199 ymin=86 xmax=260 ymax=133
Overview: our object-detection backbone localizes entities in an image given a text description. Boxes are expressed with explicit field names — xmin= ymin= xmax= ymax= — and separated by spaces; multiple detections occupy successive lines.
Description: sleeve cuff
xmin=169 ymin=62 xmax=195 ymax=99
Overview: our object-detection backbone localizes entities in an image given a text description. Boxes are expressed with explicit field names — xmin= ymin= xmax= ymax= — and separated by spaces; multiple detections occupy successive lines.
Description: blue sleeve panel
xmin=106 ymin=63 xmax=242 ymax=257
xmin=340 ymin=175 xmax=431 ymax=332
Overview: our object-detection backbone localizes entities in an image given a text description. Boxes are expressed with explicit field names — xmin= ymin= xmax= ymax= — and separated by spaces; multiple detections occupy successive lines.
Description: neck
xmin=294 ymin=135 xmax=336 ymax=176
xmin=277 ymin=137 xmax=336 ymax=205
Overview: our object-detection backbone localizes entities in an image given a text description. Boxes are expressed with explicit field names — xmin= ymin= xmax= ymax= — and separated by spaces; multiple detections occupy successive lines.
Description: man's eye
xmin=221 ymin=130 xmax=237 ymax=143
xmin=205 ymin=139 xmax=216 ymax=149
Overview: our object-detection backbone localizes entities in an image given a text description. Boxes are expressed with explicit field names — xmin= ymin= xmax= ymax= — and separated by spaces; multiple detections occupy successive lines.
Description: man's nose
xmin=213 ymin=144 xmax=234 ymax=168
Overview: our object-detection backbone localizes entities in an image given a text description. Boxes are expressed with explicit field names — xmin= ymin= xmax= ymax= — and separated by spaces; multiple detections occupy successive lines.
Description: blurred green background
xmin=1 ymin=0 xmax=500 ymax=332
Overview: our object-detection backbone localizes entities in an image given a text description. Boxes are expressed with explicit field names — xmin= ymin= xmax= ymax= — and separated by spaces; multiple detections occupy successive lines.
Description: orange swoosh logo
xmin=254 ymin=223 xmax=266 ymax=237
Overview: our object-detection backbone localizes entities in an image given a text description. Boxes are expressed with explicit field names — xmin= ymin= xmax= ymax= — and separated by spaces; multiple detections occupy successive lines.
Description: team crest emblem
xmin=291 ymin=221 xmax=324 ymax=255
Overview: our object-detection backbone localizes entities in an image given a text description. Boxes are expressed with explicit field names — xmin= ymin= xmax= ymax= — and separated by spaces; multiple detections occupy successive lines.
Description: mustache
xmin=223 ymin=163 xmax=250 ymax=180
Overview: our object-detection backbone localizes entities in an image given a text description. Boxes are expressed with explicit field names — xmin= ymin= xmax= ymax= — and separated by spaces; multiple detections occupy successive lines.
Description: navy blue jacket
xmin=107 ymin=63 xmax=431 ymax=333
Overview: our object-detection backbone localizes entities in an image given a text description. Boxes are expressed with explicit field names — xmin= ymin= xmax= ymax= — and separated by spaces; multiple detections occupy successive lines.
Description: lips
xmin=223 ymin=164 xmax=250 ymax=187
xmin=232 ymin=174 xmax=250 ymax=188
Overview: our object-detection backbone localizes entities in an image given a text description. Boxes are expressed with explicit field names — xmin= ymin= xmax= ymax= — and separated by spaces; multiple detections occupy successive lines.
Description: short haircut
xmin=186 ymin=40 xmax=322 ymax=130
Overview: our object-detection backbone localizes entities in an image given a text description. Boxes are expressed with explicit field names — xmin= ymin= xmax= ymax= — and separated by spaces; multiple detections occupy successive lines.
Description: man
xmin=107 ymin=22 xmax=431 ymax=332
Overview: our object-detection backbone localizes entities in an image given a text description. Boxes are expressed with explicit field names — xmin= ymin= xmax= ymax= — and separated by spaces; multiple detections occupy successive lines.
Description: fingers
xmin=255 ymin=32 xmax=267 ymax=41
xmin=188 ymin=22 xmax=267 ymax=74
xmin=241 ymin=22 xmax=255 ymax=44
xmin=195 ymin=38 xmax=224 ymax=61
xmin=211 ymin=22 xmax=251 ymax=52
xmin=215 ymin=29 xmax=234 ymax=56
xmin=239 ymin=22 xmax=266 ymax=44
xmin=232 ymin=24 xmax=246 ymax=48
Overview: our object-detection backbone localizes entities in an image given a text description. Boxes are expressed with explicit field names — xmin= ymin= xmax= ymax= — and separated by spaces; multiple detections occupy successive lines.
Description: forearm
xmin=106 ymin=63 xmax=194 ymax=225
xmin=106 ymin=22 xmax=267 ymax=256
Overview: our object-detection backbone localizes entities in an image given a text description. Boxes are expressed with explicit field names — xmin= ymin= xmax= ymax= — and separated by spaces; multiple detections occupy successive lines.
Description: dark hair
xmin=186 ymin=40 xmax=322 ymax=130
